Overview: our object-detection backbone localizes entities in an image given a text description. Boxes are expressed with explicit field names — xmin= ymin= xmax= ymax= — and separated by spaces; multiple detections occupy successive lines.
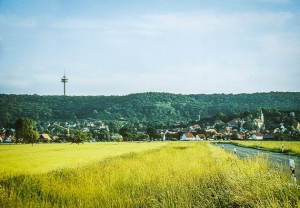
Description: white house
xmin=251 ymin=133 xmax=264 ymax=140
xmin=195 ymin=134 xmax=205 ymax=140
xmin=181 ymin=133 xmax=195 ymax=141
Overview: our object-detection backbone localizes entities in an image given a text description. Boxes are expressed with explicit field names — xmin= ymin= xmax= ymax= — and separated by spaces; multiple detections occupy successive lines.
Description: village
xmin=1 ymin=110 xmax=300 ymax=143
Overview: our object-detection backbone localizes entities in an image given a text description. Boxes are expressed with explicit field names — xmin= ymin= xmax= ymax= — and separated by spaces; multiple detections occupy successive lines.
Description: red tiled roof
xmin=184 ymin=133 xmax=194 ymax=138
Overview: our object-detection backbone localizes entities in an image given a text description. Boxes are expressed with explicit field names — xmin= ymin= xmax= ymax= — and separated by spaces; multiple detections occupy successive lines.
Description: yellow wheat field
xmin=0 ymin=142 xmax=170 ymax=174
xmin=0 ymin=142 xmax=299 ymax=207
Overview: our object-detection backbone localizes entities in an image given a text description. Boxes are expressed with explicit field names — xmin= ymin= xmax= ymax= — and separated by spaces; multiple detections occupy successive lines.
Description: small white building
xmin=251 ymin=133 xmax=264 ymax=140
xmin=181 ymin=133 xmax=195 ymax=141
xmin=195 ymin=134 xmax=205 ymax=140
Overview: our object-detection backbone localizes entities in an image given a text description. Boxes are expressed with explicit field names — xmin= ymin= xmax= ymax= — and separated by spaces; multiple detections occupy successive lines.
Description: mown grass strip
xmin=225 ymin=141 xmax=300 ymax=156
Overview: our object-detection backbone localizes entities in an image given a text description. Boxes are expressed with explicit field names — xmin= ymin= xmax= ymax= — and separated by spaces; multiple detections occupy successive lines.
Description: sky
xmin=0 ymin=0 xmax=300 ymax=96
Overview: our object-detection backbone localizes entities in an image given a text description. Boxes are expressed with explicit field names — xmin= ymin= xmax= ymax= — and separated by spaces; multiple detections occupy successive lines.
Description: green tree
xmin=119 ymin=127 xmax=132 ymax=141
xmin=109 ymin=121 xmax=122 ymax=134
xmin=274 ymin=133 xmax=289 ymax=141
xmin=137 ymin=133 xmax=150 ymax=141
xmin=231 ymin=133 xmax=239 ymax=140
xmin=15 ymin=117 xmax=38 ymax=145
xmin=71 ymin=130 xmax=88 ymax=145
xmin=146 ymin=127 xmax=158 ymax=140
xmin=99 ymin=128 xmax=110 ymax=141
xmin=165 ymin=132 xmax=173 ymax=140
xmin=196 ymin=128 xmax=207 ymax=136
xmin=115 ymin=135 xmax=123 ymax=143
xmin=242 ymin=121 xmax=253 ymax=131
xmin=214 ymin=123 xmax=222 ymax=132
xmin=174 ymin=130 xmax=185 ymax=140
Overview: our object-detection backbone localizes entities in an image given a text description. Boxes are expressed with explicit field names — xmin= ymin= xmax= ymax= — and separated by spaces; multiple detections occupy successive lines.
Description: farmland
xmin=0 ymin=142 xmax=299 ymax=207
xmin=0 ymin=142 xmax=170 ymax=174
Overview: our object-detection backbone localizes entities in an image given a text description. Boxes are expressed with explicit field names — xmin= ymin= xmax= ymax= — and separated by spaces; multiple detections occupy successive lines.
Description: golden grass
xmin=0 ymin=142 xmax=170 ymax=174
xmin=0 ymin=142 xmax=299 ymax=207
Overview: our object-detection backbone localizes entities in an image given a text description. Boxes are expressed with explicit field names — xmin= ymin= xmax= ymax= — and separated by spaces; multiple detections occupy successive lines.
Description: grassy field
xmin=0 ymin=142 xmax=170 ymax=174
xmin=229 ymin=140 xmax=300 ymax=155
xmin=0 ymin=142 xmax=299 ymax=207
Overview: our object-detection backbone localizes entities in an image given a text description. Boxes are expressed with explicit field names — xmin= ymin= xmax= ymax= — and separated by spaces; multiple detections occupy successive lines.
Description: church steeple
xmin=260 ymin=110 xmax=264 ymax=123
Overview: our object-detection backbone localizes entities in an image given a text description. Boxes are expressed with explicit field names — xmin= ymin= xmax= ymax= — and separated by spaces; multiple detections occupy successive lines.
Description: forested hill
xmin=1 ymin=92 xmax=300 ymax=127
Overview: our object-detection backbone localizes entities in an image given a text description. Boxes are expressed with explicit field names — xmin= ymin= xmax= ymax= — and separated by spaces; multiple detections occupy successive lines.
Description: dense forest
xmin=1 ymin=92 xmax=300 ymax=131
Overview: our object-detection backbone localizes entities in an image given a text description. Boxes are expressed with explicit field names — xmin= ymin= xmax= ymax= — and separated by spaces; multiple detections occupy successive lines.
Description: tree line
xmin=1 ymin=92 xmax=299 ymax=128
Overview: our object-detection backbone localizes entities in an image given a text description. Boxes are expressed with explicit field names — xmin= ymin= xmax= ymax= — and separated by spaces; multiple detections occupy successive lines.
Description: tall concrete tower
xmin=61 ymin=72 xmax=68 ymax=96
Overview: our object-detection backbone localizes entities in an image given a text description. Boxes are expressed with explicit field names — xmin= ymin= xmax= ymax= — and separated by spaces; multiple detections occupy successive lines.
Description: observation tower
xmin=61 ymin=72 xmax=68 ymax=96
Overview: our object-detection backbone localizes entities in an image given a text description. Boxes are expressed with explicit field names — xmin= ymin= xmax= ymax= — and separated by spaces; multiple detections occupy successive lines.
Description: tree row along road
xmin=214 ymin=142 xmax=300 ymax=180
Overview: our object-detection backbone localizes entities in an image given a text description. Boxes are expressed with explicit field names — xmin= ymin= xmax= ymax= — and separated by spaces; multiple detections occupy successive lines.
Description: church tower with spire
xmin=260 ymin=110 xmax=264 ymax=123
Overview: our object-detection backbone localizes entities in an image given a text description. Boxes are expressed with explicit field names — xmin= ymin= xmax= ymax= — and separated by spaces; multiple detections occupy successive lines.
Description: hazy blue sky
xmin=1 ymin=0 xmax=299 ymax=96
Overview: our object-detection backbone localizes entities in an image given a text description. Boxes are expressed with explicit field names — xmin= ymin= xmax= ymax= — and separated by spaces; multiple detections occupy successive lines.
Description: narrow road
xmin=214 ymin=143 xmax=299 ymax=180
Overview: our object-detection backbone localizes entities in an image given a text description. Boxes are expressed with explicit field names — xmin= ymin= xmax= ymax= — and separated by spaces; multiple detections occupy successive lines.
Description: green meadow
xmin=0 ymin=142 xmax=299 ymax=207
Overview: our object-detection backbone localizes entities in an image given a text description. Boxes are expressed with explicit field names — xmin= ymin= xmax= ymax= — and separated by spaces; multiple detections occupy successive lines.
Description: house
xmin=228 ymin=118 xmax=242 ymax=129
xmin=87 ymin=122 xmax=94 ymax=127
xmin=193 ymin=124 xmax=201 ymax=129
xmin=205 ymin=129 xmax=217 ymax=134
xmin=253 ymin=119 xmax=264 ymax=129
xmin=238 ymin=134 xmax=245 ymax=139
xmin=181 ymin=133 xmax=195 ymax=141
xmin=251 ymin=133 xmax=264 ymax=140
xmin=214 ymin=120 xmax=223 ymax=125
xmin=195 ymin=134 xmax=206 ymax=140
xmin=39 ymin=134 xmax=52 ymax=143
xmin=67 ymin=123 xmax=76 ymax=128
xmin=273 ymin=128 xmax=281 ymax=134
xmin=52 ymin=135 xmax=60 ymax=141
xmin=263 ymin=134 xmax=275 ymax=140
xmin=189 ymin=124 xmax=201 ymax=132
xmin=4 ymin=136 xmax=15 ymax=142
xmin=220 ymin=127 xmax=231 ymax=135
xmin=214 ymin=133 xmax=224 ymax=140
xmin=293 ymin=121 xmax=300 ymax=131
xmin=0 ymin=135 xmax=5 ymax=142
